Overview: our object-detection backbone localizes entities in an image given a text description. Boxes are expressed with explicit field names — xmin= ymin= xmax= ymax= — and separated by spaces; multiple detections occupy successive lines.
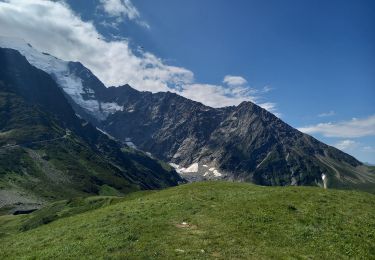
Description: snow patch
xmin=184 ymin=163 xmax=199 ymax=173
xmin=125 ymin=141 xmax=137 ymax=149
xmin=169 ymin=162 xmax=224 ymax=178
xmin=213 ymin=169 xmax=222 ymax=177
xmin=321 ymin=173 xmax=327 ymax=189
xmin=206 ymin=166 xmax=222 ymax=177
xmin=101 ymin=102 xmax=123 ymax=115
xmin=169 ymin=163 xmax=185 ymax=174
xmin=124 ymin=137 xmax=137 ymax=149
xmin=256 ymin=152 xmax=272 ymax=169
xmin=169 ymin=162 xmax=199 ymax=174
xmin=95 ymin=127 xmax=116 ymax=140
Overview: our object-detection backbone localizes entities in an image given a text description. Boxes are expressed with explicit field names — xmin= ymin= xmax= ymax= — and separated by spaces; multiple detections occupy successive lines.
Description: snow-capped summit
xmin=0 ymin=36 xmax=123 ymax=120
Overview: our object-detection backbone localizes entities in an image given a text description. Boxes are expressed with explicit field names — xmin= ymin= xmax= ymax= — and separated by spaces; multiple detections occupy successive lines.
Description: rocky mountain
xmin=100 ymin=87 xmax=375 ymax=191
xmin=1 ymin=37 xmax=374 ymax=193
xmin=0 ymin=47 xmax=182 ymax=214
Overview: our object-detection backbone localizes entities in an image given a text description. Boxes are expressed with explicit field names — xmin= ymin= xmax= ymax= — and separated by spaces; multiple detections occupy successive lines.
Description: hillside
xmin=0 ymin=47 xmax=182 ymax=214
xmin=0 ymin=182 xmax=374 ymax=259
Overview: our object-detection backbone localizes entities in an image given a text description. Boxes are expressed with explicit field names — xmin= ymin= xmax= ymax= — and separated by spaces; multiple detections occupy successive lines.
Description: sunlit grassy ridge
xmin=0 ymin=181 xmax=374 ymax=259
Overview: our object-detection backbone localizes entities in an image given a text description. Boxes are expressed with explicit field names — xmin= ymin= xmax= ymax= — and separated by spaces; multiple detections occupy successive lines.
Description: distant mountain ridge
xmin=1 ymin=36 xmax=374 ymax=193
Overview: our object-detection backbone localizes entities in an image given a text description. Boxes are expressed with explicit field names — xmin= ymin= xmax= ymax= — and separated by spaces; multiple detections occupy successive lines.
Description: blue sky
xmin=0 ymin=0 xmax=374 ymax=163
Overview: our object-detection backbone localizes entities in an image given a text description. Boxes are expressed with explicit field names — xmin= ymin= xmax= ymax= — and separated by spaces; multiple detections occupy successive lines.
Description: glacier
xmin=0 ymin=36 xmax=122 ymax=120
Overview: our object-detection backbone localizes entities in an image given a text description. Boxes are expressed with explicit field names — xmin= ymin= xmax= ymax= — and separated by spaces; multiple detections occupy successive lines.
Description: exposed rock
xmin=1 ymin=38 xmax=373 ymax=191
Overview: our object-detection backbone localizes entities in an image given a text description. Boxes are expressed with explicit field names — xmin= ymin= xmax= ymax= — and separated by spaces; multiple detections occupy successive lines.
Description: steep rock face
xmin=100 ymin=87 xmax=373 ymax=191
xmin=104 ymin=88 xmax=229 ymax=162
xmin=0 ymin=48 xmax=182 ymax=213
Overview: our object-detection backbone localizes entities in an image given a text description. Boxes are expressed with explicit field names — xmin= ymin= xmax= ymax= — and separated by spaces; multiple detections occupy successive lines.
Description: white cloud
xmin=363 ymin=146 xmax=375 ymax=152
xmin=333 ymin=141 xmax=375 ymax=164
xmin=258 ymin=102 xmax=280 ymax=117
xmin=262 ymin=85 xmax=272 ymax=93
xmin=334 ymin=140 xmax=359 ymax=151
xmin=176 ymin=84 xmax=278 ymax=116
xmin=298 ymin=115 xmax=375 ymax=138
xmin=0 ymin=0 xmax=276 ymax=112
xmin=0 ymin=0 xmax=191 ymax=92
xmin=223 ymin=75 xmax=247 ymax=86
xmin=99 ymin=0 xmax=149 ymax=28
xmin=318 ymin=110 xmax=335 ymax=117
xmin=100 ymin=0 xmax=139 ymax=19
xmin=180 ymin=83 xmax=256 ymax=108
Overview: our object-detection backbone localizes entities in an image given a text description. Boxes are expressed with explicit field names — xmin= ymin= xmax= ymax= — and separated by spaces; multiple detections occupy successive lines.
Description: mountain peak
xmin=238 ymin=100 xmax=255 ymax=106
xmin=2 ymin=40 xmax=373 ymax=192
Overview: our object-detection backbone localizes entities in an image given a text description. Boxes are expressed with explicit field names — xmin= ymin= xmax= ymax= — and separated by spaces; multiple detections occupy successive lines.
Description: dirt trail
xmin=0 ymin=130 xmax=70 ymax=150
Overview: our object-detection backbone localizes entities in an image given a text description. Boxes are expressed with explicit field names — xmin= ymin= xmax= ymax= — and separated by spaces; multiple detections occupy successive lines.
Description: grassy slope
xmin=0 ymin=182 xmax=374 ymax=259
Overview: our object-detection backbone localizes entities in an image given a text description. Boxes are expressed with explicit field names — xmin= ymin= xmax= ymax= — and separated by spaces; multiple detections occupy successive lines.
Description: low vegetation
xmin=0 ymin=182 xmax=374 ymax=259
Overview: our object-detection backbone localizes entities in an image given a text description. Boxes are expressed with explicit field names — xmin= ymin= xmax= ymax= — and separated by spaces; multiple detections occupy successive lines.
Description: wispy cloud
xmin=180 ymin=80 xmax=277 ymax=113
xmin=179 ymin=83 xmax=251 ymax=108
xmin=334 ymin=139 xmax=359 ymax=150
xmin=259 ymin=102 xmax=279 ymax=117
xmin=262 ymin=85 xmax=272 ymax=93
xmin=363 ymin=146 xmax=375 ymax=152
xmin=99 ymin=0 xmax=149 ymax=28
xmin=0 ymin=0 xmax=276 ymax=112
xmin=318 ymin=110 xmax=335 ymax=117
xmin=298 ymin=115 xmax=375 ymax=138
xmin=332 ymin=140 xmax=375 ymax=164
xmin=223 ymin=75 xmax=247 ymax=87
